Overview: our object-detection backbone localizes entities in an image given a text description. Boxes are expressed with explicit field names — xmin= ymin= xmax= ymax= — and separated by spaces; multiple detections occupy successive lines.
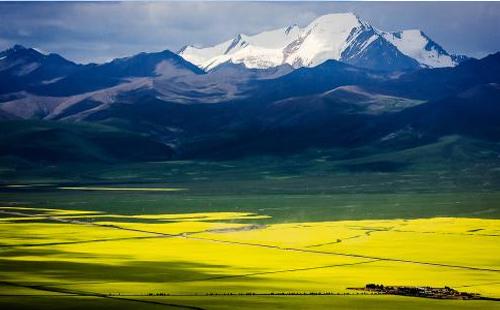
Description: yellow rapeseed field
xmin=0 ymin=206 xmax=498 ymax=308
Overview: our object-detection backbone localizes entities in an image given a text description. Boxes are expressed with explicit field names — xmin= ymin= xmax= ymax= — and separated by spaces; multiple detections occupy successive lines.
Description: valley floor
xmin=1 ymin=144 xmax=499 ymax=309
xmin=0 ymin=202 xmax=498 ymax=309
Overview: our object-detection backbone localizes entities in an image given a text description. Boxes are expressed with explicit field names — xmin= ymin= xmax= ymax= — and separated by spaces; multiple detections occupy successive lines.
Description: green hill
xmin=0 ymin=120 xmax=174 ymax=165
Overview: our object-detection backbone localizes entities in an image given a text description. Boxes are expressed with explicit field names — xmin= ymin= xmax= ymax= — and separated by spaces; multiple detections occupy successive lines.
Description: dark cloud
xmin=0 ymin=1 xmax=499 ymax=63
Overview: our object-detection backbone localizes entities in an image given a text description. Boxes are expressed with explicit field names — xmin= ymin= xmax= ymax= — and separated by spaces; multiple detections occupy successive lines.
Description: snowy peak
xmin=381 ymin=29 xmax=456 ymax=68
xmin=286 ymin=13 xmax=370 ymax=67
xmin=179 ymin=13 xmax=461 ymax=71
xmin=180 ymin=23 xmax=304 ymax=70
xmin=179 ymin=13 xmax=369 ymax=70
xmin=307 ymin=12 xmax=365 ymax=31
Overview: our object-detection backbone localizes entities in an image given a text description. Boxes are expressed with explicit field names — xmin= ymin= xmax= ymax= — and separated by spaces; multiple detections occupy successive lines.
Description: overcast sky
xmin=1 ymin=1 xmax=499 ymax=64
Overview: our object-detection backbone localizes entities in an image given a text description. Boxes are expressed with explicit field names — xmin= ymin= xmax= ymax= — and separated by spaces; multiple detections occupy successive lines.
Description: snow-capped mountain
xmin=381 ymin=30 xmax=456 ymax=68
xmin=179 ymin=13 xmax=460 ymax=71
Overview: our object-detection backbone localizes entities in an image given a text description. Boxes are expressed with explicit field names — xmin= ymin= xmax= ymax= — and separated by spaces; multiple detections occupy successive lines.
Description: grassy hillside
xmin=1 ymin=134 xmax=499 ymax=191
xmin=0 ymin=120 xmax=173 ymax=165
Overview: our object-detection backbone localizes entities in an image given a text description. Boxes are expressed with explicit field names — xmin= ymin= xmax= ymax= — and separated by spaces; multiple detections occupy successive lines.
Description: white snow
xmin=178 ymin=39 xmax=233 ymax=67
xmin=180 ymin=23 xmax=303 ymax=70
xmin=214 ymin=45 xmax=285 ymax=69
xmin=180 ymin=13 xmax=369 ymax=70
xmin=179 ymin=13 xmax=457 ymax=71
xmin=32 ymin=47 xmax=48 ymax=55
xmin=357 ymin=35 xmax=378 ymax=56
xmin=288 ymin=13 xmax=364 ymax=67
xmin=382 ymin=30 xmax=456 ymax=68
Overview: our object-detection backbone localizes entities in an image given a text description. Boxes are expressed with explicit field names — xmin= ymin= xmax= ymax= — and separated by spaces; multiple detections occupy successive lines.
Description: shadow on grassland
xmin=340 ymin=161 xmax=410 ymax=173
xmin=0 ymin=259 xmax=231 ymax=283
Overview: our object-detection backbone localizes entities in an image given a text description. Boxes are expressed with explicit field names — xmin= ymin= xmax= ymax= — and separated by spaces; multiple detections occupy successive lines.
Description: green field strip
xmin=0 ymin=281 xmax=205 ymax=310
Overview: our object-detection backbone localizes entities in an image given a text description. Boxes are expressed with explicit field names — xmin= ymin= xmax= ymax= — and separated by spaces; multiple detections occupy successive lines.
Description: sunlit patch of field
xmin=57 ymin=186 xmax=187 ymax=192
xmin=126 ymin=212 xmax=270 ymax=222
xmin=0 ymin=206 xmax=499 ymax=309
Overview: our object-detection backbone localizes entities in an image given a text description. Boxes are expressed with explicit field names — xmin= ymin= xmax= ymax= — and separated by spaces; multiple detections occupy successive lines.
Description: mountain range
xmin=179 ymin=13 xmax=465 ymax=71
xmin=0 ymin=13 xmax=499 ymax=164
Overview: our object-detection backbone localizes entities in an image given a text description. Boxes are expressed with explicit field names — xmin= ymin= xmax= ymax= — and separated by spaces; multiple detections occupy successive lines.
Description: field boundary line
xmin=0 ymin=281 xmax=205 ymax=310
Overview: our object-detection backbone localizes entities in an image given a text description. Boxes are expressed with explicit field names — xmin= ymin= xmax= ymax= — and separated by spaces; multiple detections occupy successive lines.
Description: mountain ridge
xmin=179 ymin=13 xmax=466 ymax=72
xmin=0 ymin=43 xmax=498 ymax=162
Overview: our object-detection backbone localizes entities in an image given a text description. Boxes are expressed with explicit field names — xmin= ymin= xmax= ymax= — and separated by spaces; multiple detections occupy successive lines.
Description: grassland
xmin=1 ymin=137 xmax=499 ymax=309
